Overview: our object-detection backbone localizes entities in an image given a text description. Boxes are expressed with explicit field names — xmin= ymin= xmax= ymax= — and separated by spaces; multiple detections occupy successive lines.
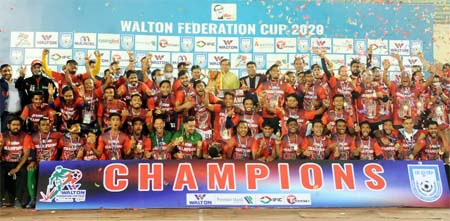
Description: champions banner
xmin=36 ymin=160 xmax=450 ymax=209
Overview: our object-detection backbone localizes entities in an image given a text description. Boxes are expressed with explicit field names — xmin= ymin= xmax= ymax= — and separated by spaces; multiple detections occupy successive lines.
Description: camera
xmin=208 ymin=143 xmax=222 ymax=158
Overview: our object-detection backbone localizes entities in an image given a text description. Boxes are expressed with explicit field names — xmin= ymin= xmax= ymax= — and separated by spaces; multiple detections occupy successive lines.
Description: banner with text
xmin=0 ymin=0 xmax=434 ymax=80
xmin=36 ymin=160 xmax=450 ymax=210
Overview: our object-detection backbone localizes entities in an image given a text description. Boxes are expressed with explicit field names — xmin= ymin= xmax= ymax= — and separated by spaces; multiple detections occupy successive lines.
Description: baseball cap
xmin=31 ymin=60 xmax=42 ymax=66
xmin=177 ymin=62 xmax=189 ymax=69
xmin=66 ymin=59 xmax=78 ymax=65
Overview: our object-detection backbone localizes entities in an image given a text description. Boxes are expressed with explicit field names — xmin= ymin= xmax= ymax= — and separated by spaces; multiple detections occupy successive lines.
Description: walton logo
xmin=316 ymin=40 xmax=326 ymax=47
xmin=194 ymin=194 xmax=206 ymax=200
xmin=154 ymin=55 xmax=165 ymax=60
xmin=223 ymin=40 xmax=233 ymax=46
xmin=408 ymin=59 xmax=418 ymax=65
xmin=214 ymin=56 xmax=224 ymax=62
xmin=37 ymin=34 xmax=57 ymax=45
xmin=152 ymin=54 xmax=166 ymax=65
xmin=40 ymin=165 xmax=86 ymax=203
xmin=395 ymin=43 xmax=404 ymax=49
xmin=42 ymin=35 xmax=52 ymax=41
xmin=219 ymin=39 xmax=237 ymax=50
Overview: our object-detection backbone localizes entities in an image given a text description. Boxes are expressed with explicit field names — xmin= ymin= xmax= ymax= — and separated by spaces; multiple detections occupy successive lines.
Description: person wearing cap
xmin=41 ymin=49 xmax=101 ymax=95
xmin=16 ymin=59 xmax=56 ymax=107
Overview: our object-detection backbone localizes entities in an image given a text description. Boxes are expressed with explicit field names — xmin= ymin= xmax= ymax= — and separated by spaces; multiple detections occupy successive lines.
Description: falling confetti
xmin=286 ymin=16 xmax=293 ymax=24
xmin=347 ymin=18 xmax=358 ymax=26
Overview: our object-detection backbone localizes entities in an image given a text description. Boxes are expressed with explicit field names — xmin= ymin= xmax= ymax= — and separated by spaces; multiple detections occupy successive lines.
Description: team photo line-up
xmin=0 ymin=45 xmax=449 ymax=209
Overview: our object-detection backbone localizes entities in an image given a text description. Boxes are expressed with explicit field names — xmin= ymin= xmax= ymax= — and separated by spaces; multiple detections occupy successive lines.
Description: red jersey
xmin=172 ymin=79 xmax=182 ymax=93
xmin=321 ymin=109 xmax=354 ymax=135
xmin=427 ymin=94 xmax=449 ymax=130
xmin=280 ymin=134 xmax=302 ymax=160
xmin=80 ymin=142 xmax=99 ymax=161
xmin=53 ymin=97 xmax=84 ymax=131
xmin=355 ymin=137 xmax=383 ymax=160
xmin=125 ymin=108 xmax=151 ymax=133
xmin=255 ymin=80 xmax=295 ymax=118
xmin=276 ymin=108 xmax=316 ymax=136
xmin=129 ymin=136 xmax=152 ymax=160
xmin=376 ymin=132 xmax=400 ymax=160
xmin=239 ymin=112 xmax=263 ymax=136
xmin=397 ymin=129 xmax=423 ymax=160
xmin=373 ymin=81 xmax=393 ymax=121
xmin=225 ymin=136 xmax=254 ymax=160
xmin=31 ymin=132 xmax=63 ymax=163
xmin=193 ymin=93 xmax=218 ymax=131
xmin=59 ymin=135 xmax=86 ymax=160
xmin=302 ymin=84 xmax=326 ymax=111
xmin=147 ymin=93 xmax=176 ymax=129
xmin=212 ymin=105 xmax=240 ymax=142
xmin=117 ymin=82 xmax=152 ymax=103
xmin=315 ymin=77 xmax=332 ymax=100
xmin=175 ymin=86 xmax=196 ymax=129
xmin=356 ymin=83 xmax=381 ymax=123
xmin=301 ymin=136 xmax=331 ymax=160
xmin=392 ymin=85 xmax=423 ymax=126
xmin=98 ymin=131 xmax=131 ymax=160
xmin=50 ymin=72 xmax=90 ymax=95
xmin=330 ymin=134 xmax=355 ymax=160
xmin=111 ymin=76 xmax=127 ymax=89
xmin=97 ymin=99 xmax=127 ymax=129
xmin=417 ymin=136 xmax=445 ymax=160
xmin=21 ymin=103 xmax=55 ymax=132
xmin=330 ymin=78 xmax=360 ymax=116
xmin=81 ymin=88 xmax=102 ymax=124
xmin=251 ymin=134 xmax=277 ymax=159
xmin=0 ymin=132 xmax=33 ymax=162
